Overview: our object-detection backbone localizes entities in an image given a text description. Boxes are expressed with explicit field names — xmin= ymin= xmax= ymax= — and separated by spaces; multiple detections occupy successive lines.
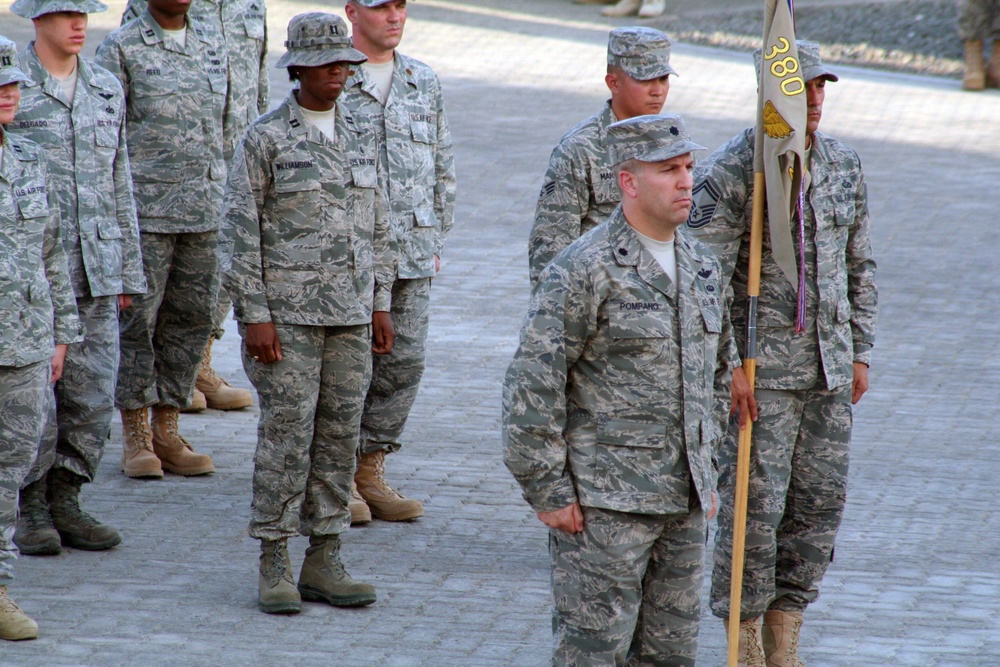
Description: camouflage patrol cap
xmin=10 ymin=0 xmax=107 ymax=19
xmin=276 ymin=13 xmax=367 ymax=69
xmin=607 ymin=27 xmax=677 ymax=81
xmin=0 ymin=36 xmax=31 ymax=88
xmin=753 ymin=39 xmax=839 ymax=84
xmin=607 ymin=113 xmax=706 ymax=166
xmin=350 ymin=0 xmax=410 ymax=6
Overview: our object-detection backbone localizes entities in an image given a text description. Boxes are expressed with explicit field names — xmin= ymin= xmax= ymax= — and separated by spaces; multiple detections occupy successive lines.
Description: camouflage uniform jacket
xmin=13 ymin=45 xmax=146 ymax=300
xmin=122 ymin=0 xmax=269 ymax=160
xmin=95 ymin=9 xmax=230 ymax=234
xmin=0 ymin=131 xmax=83 ymax=367
xmin=220 ymin=93 xmax=394 ymax=327
xmin=340 ymin=52 xmax=455 ymax=279
xmin=528 ymin=102 xmax=620 ymax=286
xmin=688 ymin=127 xmax=877 ymax=391
xmin=503 ymin=208 xmax=739 ymax=516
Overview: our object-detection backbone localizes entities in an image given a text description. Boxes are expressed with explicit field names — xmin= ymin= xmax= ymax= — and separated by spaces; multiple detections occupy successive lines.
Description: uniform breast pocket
xmin=588 ymin=156 xmax=619 ymax=205
xmin=93 ymin=121 xmax=120 ymax=149
xmin=15 ymin=194 xmax=49 ymax=242
xmin=132 ymin=70 xmax=176 ymax=101
xmin=607 ymin=302 xmax=676 ymax=363
xmin=243 ymin=15 xmax=265 ymax=40
xmin=409 ymin=120 xmax=437 ymax=145
xmin=271 ymin=160 xmax=321 ymax=194
xmin=350 ymin=163 xmax=377 ymax=190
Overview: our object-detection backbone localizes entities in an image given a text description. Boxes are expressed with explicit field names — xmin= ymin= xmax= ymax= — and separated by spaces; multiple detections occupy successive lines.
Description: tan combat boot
xmin=963 ymin=40 xmax=986 ymax=90
xmin=120 ymin=408 xmax=163 ymax=479
xmin=150 ymin=406 xmax=215 ymax=476
xmin=258 ymin=539 xmax=301 ymax=614
xmin=195 ymin=337 xmax=253 ymax=411
xmin=355 ymin=450 xmax=423 ymax=521
xmin=349 ymin=481 xmax=372 ymax=526
xmin=47 ymin=468 xmax=122 ymax=551
xmin=601 ymin=0 xmax=641 ymax=17
xmin=0 ymin=586 xmax=38 ymax=641
xmin=13 ymin=479 xmax=61 ymax=556
xmin=297 ymin=535 xmax=376 ymax=607
xmin=724 ymin=616 xmax=767 ymax=667
xmin=987 ymin=42 xmax=1000 ymax=88
xmin=638 ymin=0 xmax=666 ymax=18
xmin=763 ymin=610 xmax=806 ymax=667
xmin=180 ymin=388 xmax=207 ymax=414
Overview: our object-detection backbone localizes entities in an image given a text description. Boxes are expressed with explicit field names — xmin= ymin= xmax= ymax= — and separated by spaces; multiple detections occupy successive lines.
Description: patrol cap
xmin=607 ymin=113 xmax=706 ymax=166
xmin=349 ymin=0 xmax=410 ymax=7
xmin=753 ymin=39 xmax=839 ymax=84
xmin=607 ymin=27 xmax=677 ymax=81
xmin=10 ymin=0 xmax=108 ymax=19
xmin=276 ymin=13 xmax=367 ymax=69
xmin=0 ymin=36 xmax=31 ymax=88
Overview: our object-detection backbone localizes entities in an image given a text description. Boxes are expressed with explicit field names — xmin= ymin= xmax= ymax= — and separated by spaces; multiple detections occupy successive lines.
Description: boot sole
xmin=203 ymin=397 xmax=253 ymax=410
xmin=0 ymin=629 xmax=38 ymax=641
xmin=369 ymin=507 xmax=424 ymax=522
xmin=57 ymin=532 xmax=122 ymax=551
xmin=297 ymin=584 xmax=376 ymax=608
xmin=122 ymin=467 xmax=164 ymax=479
xmin=160 ymin=463 xmax=216 ymax=476
xmin=259 ymin=600 xmax=302 ymax=614
xmin=15 ymin=539 xmax=62 ymax=556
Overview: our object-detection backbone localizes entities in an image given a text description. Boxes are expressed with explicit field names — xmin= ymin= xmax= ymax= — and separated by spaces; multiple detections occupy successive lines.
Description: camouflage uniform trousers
xmin=359 ymin=277 xmax=430 ymax=455
xmin=24 ymin=295 xmax=119 ymax=487
xmin=116 ymin=231 xmax=219 ymax=410
xmin=0 ymin=361 xmax=50 ymax=583
xmin=710 ymin=384 xmax=853 ymax=619
xmin=550 ymin=506 xmax=706 ymax=667
xmin=244 ymin=323 xmax=372 ymax=542
xmin=210 ymin=285 xmax=233 ymax=341
xmin=958 ymin=0 xmax=1000 ymax=40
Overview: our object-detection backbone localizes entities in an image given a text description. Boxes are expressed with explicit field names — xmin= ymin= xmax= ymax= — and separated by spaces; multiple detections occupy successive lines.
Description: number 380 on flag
xmin=765 ymin=37 xmax=804 ymax=96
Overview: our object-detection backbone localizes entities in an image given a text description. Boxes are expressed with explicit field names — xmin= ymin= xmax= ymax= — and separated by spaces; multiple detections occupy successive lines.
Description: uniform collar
xmin=138 ymin=9 xmax=209 ymax=53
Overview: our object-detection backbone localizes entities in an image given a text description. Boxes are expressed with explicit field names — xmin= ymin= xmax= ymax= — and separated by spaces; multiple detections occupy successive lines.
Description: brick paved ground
xmin=1 ymin=0 xmax=999 ymax=664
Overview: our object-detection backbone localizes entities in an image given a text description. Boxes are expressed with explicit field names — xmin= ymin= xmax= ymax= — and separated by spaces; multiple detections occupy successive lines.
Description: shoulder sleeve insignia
xmin=541 ymin=181 xmax=556 ymax=198
xmin=763 ymin=100 xmax=793 ymax=139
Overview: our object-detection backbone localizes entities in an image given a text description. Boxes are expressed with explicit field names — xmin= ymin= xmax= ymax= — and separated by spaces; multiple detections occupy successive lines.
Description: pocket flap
xmin=597 ymin=420 xmax=666 ymax=449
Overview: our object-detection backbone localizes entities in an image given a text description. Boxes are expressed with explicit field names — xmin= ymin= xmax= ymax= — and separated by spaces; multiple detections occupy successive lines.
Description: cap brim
xmin=0 ymin=70 xmax=32 ymax=88
xmin=621 ymin=63 xmax=677 ymax=81
xmin=803 ymin=66 xmax=838 ymax=83
xmin=10 ymin=0 xmax=108 ymax=18
xmin=276 ymin=47 xmax=368 ymax=69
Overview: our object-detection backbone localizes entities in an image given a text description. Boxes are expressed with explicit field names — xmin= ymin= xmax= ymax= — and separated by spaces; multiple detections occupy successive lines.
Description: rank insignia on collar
xmin=618 ymin=248 xmax=628 ymax=256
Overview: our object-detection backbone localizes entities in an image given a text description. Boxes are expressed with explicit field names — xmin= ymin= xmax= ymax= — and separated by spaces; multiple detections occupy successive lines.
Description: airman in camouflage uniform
xmin=504 ymin=114 xmax=739 ymax=666
xmin=9 ymin=0 xmax=147 ymax=558
xmin=220 ymin=13 xmax=395 ymax=615
xmin=528 ymin=26 xmax=676 ymax=286
xmin=122 ymin=0 xmax=268 ymax=411
xmin=958 ymin=0 xmax=1000 ymax=89
xmin=341 ymin=0 xmax=456 ymax=523
xmin=0 ymin=37 xmax=83 ymax=641
xmin=688 ymin=42 xmax=878 ymax=666
xmin=96 ymin=0 xmax=231 ymax=478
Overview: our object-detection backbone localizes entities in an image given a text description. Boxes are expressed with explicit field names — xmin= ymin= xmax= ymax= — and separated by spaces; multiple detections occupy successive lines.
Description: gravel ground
xmin=655 ymin=0 xmax=966 ymax=78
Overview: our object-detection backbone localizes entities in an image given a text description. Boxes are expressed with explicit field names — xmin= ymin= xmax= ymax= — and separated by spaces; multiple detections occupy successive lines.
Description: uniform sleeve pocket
xmin=597 ymin=419 xmax=666 ymax=449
